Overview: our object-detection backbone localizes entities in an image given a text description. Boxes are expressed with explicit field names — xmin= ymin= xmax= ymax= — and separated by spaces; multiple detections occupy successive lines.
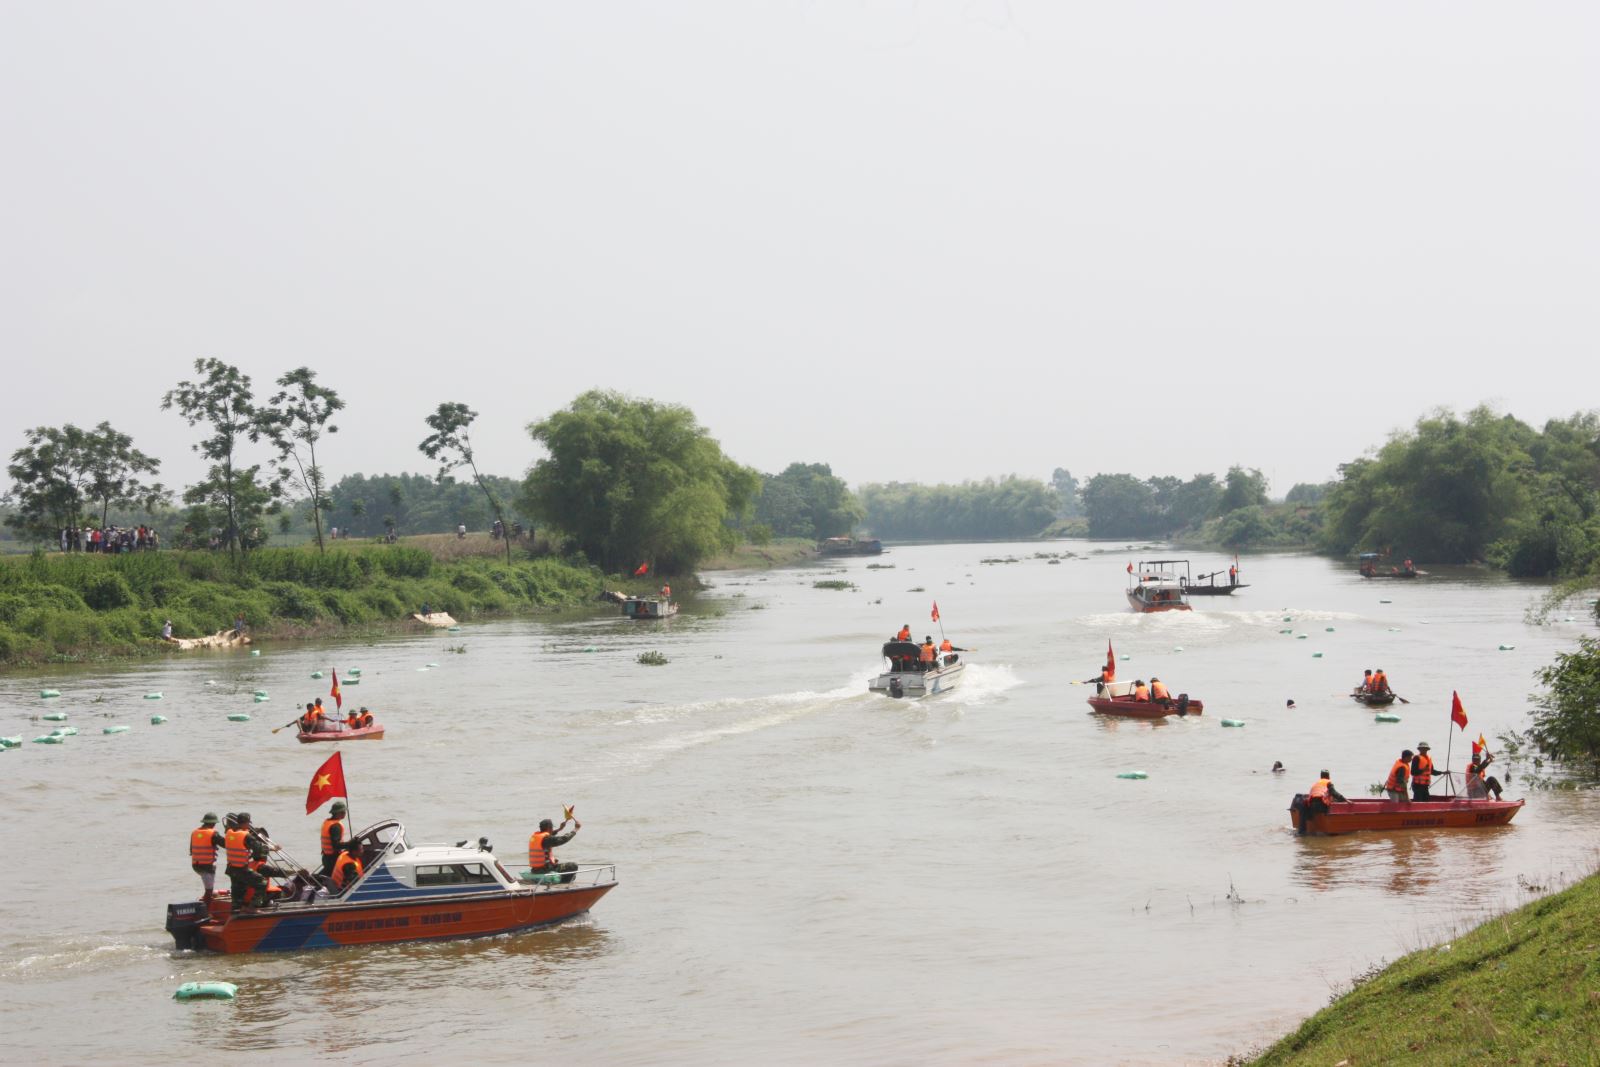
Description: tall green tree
xmin=259 ymin=367 xmax=344 ymax=554
xmin=1051 ymin=468 xmax=1083 ymax=517
xmin=6 ymin=422 xmax=166 ymax=541
xmin=520 ymin=391 xmax=759 ymax=574
xmin=856 ymin=477 xmax=1057 ymax=541
xmin=419 ymin=402 xmax=512 ymax=563
xmin=755 ymin=462 xmax=863 ymax=539
xmin=1529 ymin=636 xmax=1600 ymax=773
xmin=1217 ymin=466 xmax=1269 ymax=516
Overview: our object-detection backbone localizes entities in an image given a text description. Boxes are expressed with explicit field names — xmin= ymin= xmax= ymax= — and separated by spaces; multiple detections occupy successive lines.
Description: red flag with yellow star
xmin=305 ymin=751 xmax=347 ymax=814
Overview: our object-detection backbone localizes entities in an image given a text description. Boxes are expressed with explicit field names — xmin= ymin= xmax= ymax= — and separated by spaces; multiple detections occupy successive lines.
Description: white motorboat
xmin=868 ymin=640 xmax=965 ymax=698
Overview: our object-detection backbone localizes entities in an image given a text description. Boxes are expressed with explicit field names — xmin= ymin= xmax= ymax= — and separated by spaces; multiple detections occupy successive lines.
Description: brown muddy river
xmin=3 ymin=543 xmax=1596 ymax=1064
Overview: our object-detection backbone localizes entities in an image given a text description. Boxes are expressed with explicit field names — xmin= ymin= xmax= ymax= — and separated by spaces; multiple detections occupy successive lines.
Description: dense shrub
xmin=82 ymin=571 xmax=136 ymax=611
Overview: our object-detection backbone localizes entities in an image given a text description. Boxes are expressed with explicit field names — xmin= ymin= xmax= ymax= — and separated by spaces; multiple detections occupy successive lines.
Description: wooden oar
xmin=1391 ymin=692 xmax=1410 ymax=704
xmin=270 ymin=718 xmax=303 ymax=734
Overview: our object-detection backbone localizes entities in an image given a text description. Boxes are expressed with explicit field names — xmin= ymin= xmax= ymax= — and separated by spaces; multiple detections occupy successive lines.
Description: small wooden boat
xmin=1350 ymin=689 xmax=1396 ymax=707
xmin=166 ymin=819 xmax=617 ymax=953
xmin=298 ymin=722 xmax=385 ymax=742
xmin=1181 ymin=569 xmax=1248 ymax=596
xmin=818 ymin=536 xmax=884 ymax=557
xmin=1127 ymin=559 xmax=1192 ymax=612
xmin=1087 ymin=680 xmax=1202 ymax=717
xmin=1358 ymin=552 xmax=1423 ymax=579
xmin=1288 ymin=796 xmax=1524 ymax=835
xmin=869 ymin=640 xmax=964 ymax=698
xmin=622 ymin=596 xmax=677 ymax=620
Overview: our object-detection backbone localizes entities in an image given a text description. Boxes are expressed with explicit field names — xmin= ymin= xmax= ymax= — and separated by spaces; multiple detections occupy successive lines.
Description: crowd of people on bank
xmin=57 ymin=525 xmax=160 ymax=552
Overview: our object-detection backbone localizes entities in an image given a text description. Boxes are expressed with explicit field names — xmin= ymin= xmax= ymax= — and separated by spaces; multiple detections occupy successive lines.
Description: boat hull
xmin=622 ymin=598 xmax=677 ymax=620
xmin=1349 ymin=691 xmax=1395 ymax=707
xmin=869 ymin=662 xmax=964 ymax=698
xmin=1181 ymin=584 xmax=1247 ymax=596
xmin=298 ymin=724 xmax=385 ymax=742
xmin=196 ymin=883 xmax=615 ymax=953
xmin=1289 ymin=797 xmax=1524 ymax=835
xmin=1087 ymin=696 xmax=1203 ymax=718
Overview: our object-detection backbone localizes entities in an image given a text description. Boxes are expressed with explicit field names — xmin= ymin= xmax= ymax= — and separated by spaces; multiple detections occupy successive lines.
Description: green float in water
xmin=253 ymin=689 xmax=268 ymax=698
xmin=33 ymin=734 xmax=66 ymax=744
xmin=1375 ymin=712 xmax=1401 ymax=723
xmin=103 ymin=725 xmax=131 ymax=734
xmin=310 ymin=671 xmax=324 ymax=679
xmin=144 ymin=693 xmax=163 ymax=700
xmin=52 ymin=726 xmax=78 ymax=736
xmin=227 ymin=713 xmax=251 ymax=722
xmin=1312 ymin=652 xmax=1324 ymax=658
xmin=0 ymin=737 xmax=21 ymax=748
xmin=447 ymin=626 xmax=462 ymax=632
xmin=343 ymin=678 xmax=360 ymax=686
xmin=1498 ymin=644 xmax=1516 ymax=651
xmin=1116 ymin=771 xmax=1148 ymax=780
xmin=150 ymin=715 xmax=168 ymax=724
xmin=42 ymin=712 xmax=67 ymax=722
xmin=1325 ymin=627 xmax=1336 ymax=632
xmin=425 ymin=662 xmax=439 ymax=668
xmin=1379 ymin=599 xmax=1392 ymax=604
xmin=173 ymin=981 xmax=237 ymax=1001
xmin=347 ymin=668 xmax=362 ymax=676
xmin=1221 ymin=719 xmax=1246 ymax=727
xmin=250 ymin=649 xmax=260 ymax=656
xmin=40 ymin=689 xmax=61 ymax=699
xmin=1172 ymin=647 xmax=1184 ymax=653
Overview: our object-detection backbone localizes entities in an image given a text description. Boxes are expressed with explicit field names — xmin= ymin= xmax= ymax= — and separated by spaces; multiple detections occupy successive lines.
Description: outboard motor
xmin=166 ymin=900 xmax=208 ymax=951
xmin=888 ymin=676 xmax=905 ymax=699
xmin=1176 ymin=693 xmax=1190 ymax=716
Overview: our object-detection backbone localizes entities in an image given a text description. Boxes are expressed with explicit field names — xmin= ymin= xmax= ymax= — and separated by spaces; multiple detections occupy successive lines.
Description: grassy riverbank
xmin=0 ymin=541 xmax=604 ymax=668
xmin=1244 ymin=868 xmax=1600 ymax=1064
xmin=697 ymin=538 xmax=818 ymax=571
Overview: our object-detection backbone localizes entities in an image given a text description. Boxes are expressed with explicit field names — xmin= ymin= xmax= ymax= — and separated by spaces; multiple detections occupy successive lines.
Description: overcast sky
xmin=3 ymin=2 xmax=1595 ymax=500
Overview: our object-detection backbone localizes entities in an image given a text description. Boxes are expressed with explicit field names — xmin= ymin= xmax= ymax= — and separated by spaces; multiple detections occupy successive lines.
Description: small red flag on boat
xmin=1472 ymin=732 xmax=1486 ymax=755
xmin=1105 ymin=640 xmax=1116 ymax=681
xmin=633 ymin=561 xmax=649 ymax=576
xmin=305 ymin=751 xmax=347 ymax=814
xmin=1127 ymin=561 xmax=1134 ymax=574
xmin=1451 ymin=690 xmax=1469 ymax=731
xmin=931 ymin=601 xmax=940 ymax=622
xmin=330 ymin=668 xmax=342 ymax=711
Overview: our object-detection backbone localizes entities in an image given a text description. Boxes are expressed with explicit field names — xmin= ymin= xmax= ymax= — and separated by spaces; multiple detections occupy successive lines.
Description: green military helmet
xmin=330 ymin=800 xmax=347 ymax=815
xmin=201 ymin=812 xmax=219 ymax=825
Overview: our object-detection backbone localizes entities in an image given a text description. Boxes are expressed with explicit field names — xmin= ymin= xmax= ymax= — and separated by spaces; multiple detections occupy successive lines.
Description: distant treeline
xmin=856 ymin=477 xmax=1058 ymax=541
xmin=298 ymin=472 xmax=528 ymax=539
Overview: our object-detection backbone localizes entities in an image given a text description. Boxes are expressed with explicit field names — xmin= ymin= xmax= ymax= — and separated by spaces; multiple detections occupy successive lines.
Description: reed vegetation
xmin=0 ymin=545 xmax=601 ymax=667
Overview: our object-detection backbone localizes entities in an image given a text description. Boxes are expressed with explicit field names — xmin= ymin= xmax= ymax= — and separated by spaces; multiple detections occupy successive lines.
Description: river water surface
xmin=3 ymin=543 xmax=1597 ymax=1065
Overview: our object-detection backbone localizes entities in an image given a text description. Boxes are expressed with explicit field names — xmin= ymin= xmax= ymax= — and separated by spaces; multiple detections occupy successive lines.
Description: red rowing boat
xmin=1289 ymin=796 xmax=1523 ymax=835
xmin=1087 ymin=695 xmax=1203 ymax=718
xmin=298 ymin=722 xmax=385 ymax=742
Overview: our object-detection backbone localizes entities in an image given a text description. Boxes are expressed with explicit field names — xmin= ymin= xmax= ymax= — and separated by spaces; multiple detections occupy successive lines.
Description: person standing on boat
xmin=1297 ymin=771 xmax=1348 ymax=835
xmin=320 ymin=801 xmax=349 ymax=879
xmin=896 ymin=623 xmax=912 ymax=642
xmin=190 ymin=812 xmax=225 ymax=904
xmin=1228 ymin=563 xmax=1237 ymax=586
xmin=1384 ymin=750 xmax=1413 ymax=802
xmin=1149 ymin=677 xmax=1172 ymax=704
xmin=225 ymin=813 xmax=274 ymax=911
xmin=1410 ymin=742 xmax=1435 ymax=800
xmin=528 ymin=815 xmax=581 ymax=882
xmin=919 ymin=637 xmax=937 ymax=672
xmin=659 ymin=582 xmax=671 ymax=600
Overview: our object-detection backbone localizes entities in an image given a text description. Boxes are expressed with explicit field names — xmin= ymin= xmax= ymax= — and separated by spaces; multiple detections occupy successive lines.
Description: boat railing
xmin=508 ymin=862 xmax=618 ymax=890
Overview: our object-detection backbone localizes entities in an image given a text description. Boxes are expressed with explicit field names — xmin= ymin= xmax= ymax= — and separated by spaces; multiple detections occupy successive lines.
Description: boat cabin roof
xmin=1134 ymin=559 xmax=1191 ymax=580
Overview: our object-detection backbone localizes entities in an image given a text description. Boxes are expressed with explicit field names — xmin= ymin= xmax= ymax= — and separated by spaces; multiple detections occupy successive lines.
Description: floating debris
xmin=1375 ymin=712 xmax=1401 ymax=723
xmin=1221 ymin=719 xmax=1246 ymax=728
xmin=227 ymin=713 xmax=252 ymax=722
xmin=103 ymin=725 xmax=131 ymax=735
xmin=39 ymin=689 xmax=61 ymax=699
xmin=173 ymin=981 xmax=237 ymax=1001
xmin=144 ymin=693 xmax=163 ymax=700
xmin=42 ymin=712 xmax=67 ymax=722
xmin=1116 ymin=771 xmax=1149 ymax=780
xmin=150 ymin=715 xmax=168 ymax=725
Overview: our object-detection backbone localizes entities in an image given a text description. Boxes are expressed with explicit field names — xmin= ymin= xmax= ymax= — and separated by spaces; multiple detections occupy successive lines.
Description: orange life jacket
xmin=1100 ymin=667 xmax=1114 ymax=683
xmin=302 ymin=707 xmax=324 ymax=730
xmin=1372 ymin=672 xmax=1388 ymax=692
xmin=190 ymin=827 xmax=219 ymax=867
xmin=1412 ymin=753 xmax=1433 ymax=786
xmin=1150 ymin=681 xmax=1171 ymax=701
xmin=940 ymin=640 xmax=953 ymax=652
xmin=1385 ymin=759 xmax=1410 ymax=792
xmin=360 ymin=712 xmax=374 ymax=728
xmin=896 ymin=627 xmax=911 ymax=641
xmin=332 ymin=853 xmax=363 ymax=889
xmin=528 ymin=830 xmax=553 ymax=869
xmin=346 ymin=713 xmax=361 ymax=728
xmin=920 ymin=643 xmax=936 ymax=664
xmin=1308 ymin=779 xmax=1332 ymax=801
xmin=660 ymin=585 xmax=671 ymax=598
xmin=224 ymin=828 xmax=251 ymax=869
xmin=1360 ymin=675 xmax=1373 ymax=691
xmin=320 ymin=817 xmax=343 ymax=857
xmin=1132 ymin=683 xmax=1150 ymax=702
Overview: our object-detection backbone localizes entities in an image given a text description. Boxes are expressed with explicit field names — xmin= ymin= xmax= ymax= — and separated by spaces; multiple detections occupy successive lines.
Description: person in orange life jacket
xmin=527 ymin=815 xmax=581 ymax=882
xmin=1297 ymin=770 xmax=1349 ymax=835
xmin=659 ymin=583 xmax=671 ymax=599
xmin=1384 ymin=750 xmax=1413 ymax=802
xmin=331 ymin=840 xmax=364 ymax=891
xmin=1465 ymin=757 xmax=1504 ymax=800
xmin=896 ymin=624 xmax=912 ymax=642
xmin=1131 ymin=679 xmax=1151 ymax=702
xmin=345 ymin=709 xmax=362 ymax=729
xmin=1358 ymin=669 xmax=1374 ymax=693
xmin=189 ymin=812 xmax=226 ymax=904
xmin=1149 ymin=677 xmax=1172 ymax=703
xmin=1410 ymin=741 xmax=1436 ymax=801
xmin=1370 ymin=669 xmax=1390 ymax=694
xmin=300 ymin=701 xmax=323 ymax=733
xmin=319 ymin=800 xmax=348 ymax=878
xmin=1084 ymin=662 xmax=1115 ymax=693
xmin=358 ymin=706 xmax=374 ymax=728
xmin=224 ymin=813 xmax=281 ymax=910
xmin=938 ymin=637 xmax=965 ymax=665
xmin=919 ymin=637 xmax=937 ymax=670
xmin=1228 ymin=563 xmax=1237 ymax=586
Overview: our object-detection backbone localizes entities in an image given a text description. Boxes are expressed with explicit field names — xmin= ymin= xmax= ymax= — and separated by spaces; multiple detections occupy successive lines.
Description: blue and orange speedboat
xmin=167 ymin=820 xmax=617 ymax=953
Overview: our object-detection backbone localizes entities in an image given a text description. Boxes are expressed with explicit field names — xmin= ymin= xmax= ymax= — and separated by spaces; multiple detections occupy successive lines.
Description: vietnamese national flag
xmin=633 ymin=561 xmax=649 ymax=576
xmin=931 ymin=601 xmax=940 ymax=623
xmin=1105 ymin=640 xmax=1116 ymax=681
xmin=1451 ymin=690 xmax=1469 ymax=731
xmin=330 ymin=668 xmax=342 ymax=711
xmin=305 ymin=751 xmax=347 ymax=814
xmin=1127 ymin=561 xmax=1134 ymax=574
